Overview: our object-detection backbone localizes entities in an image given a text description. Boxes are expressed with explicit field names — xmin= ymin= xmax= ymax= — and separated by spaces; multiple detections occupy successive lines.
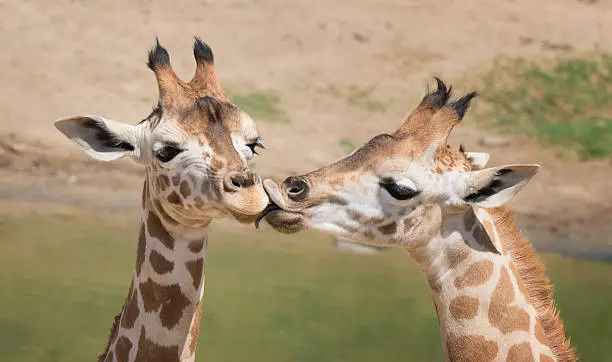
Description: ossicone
xmin=193 ymin=37 xmax=214 ymax=64
xmin=448 ymin=91 xmax=477 ymax=120
xmin=422 ymin=77 xmax=453 ymax=109
xmin=147 ymin=37 xmax=171 ymax=70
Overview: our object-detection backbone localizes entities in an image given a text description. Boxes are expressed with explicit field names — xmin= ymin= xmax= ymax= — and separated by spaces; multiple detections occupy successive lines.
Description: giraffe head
xmin=55 ymin=38 xmax=269 ymax=225
xmin=260 ymin=79 xmax=539 ymax=247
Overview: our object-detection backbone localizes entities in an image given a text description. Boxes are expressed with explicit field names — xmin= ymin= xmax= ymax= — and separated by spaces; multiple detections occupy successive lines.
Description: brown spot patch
xmin=158 ymin=174 xmax=171 ymax=189
xmin=328 ymin=194 xmax=349 ymax=206
xmin=210 ymin=157 xmax=224 ymax=171
xmin=139 ymin=279 xmax=191 ymax=329
xmin=147 ymin=212 xmax=174 ymax=250
xmin=150 ymin=249 xmax=174 ymax=274
xmin=141 ymin=180 xmax=148 ymax=209
xmin=167 ymin=191 xmax=182 ymax=205
xmin=115 ymin=335 xmax=132 ymax=362
xmin=188 ymin=302 xmax=204 ymax=354
xmin=446 ymin=334 xmax=498 ymax=362
xmin=403 ymin=217 xmax=418 ymax=232
xmin=473 ymin=224 xmax=500 ymax=254
xmin=463 ymin=208 xmax=476 ymax=230
xmin=179 ymin=180 xmax=191 ymax=199
xmin=535 ymin=320 xmax=547 ymax=345
xmin=186 ymin=258 xmax=204 ymax=290
xmin=378 ymin=222 xmax=397 ymax=235
xmin=449 ymin=296 xmax=479 ymax=320
xmin=365 ymin=216 xmax=386 ymax=225
xmin=454 ymin=260 xmax=494 ymax=289
xmin=136 ymin=224 xmax=146 ymax=275
xmin=506 ymin=342 xmax=533 ymax=362
xmin=193 ymin=197 xmax=205 ymax=209
xmin=188 ymin=239 xmax=205 ymax=253
xmin=346 ymin=209 xmax=385 ymax=225
xmin=347 ymin=210 xmax=361 ymax=221
xmin=489 ymin=268 xmax=530 ymax=334
xmin=444 ymin=241 xmax=470 ymax=269
xmin=171 ymin=173 xmax=181 ymax=186
xmin=121 ymin=288 xmax=139 ymax=329
xmin=135 ymin=326 xmax=180 ymax=362
xmin=540 ymin=354 xmax=555 ymax=362
xmin=427 ymin=274 xmax=442 ymax=293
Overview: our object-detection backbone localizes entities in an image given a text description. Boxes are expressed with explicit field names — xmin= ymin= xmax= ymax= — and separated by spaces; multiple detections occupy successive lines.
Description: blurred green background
xmin=1 ymin=212 xmax=610 ymax=362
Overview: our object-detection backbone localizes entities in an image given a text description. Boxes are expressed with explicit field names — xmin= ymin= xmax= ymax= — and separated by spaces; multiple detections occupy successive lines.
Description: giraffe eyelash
xmin=154 ymin=144 xmax=184 ymax=163
xmin=246 ymin=139 xmax=265 ymax=155
xmin=379 ymin=180 xmax=421 ymax=200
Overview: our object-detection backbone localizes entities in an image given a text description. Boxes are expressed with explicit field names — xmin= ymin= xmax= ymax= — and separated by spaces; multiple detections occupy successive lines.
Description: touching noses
xmin=283 ymin=176 xmax=310 ymax=201
xmin=224 ymin=170 xmax=260 ymax=192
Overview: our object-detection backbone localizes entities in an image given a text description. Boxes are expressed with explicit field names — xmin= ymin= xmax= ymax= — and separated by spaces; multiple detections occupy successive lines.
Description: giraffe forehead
xmin=152 ymin=101 xmax=255 ymax=141
xmin=377 ymin=159 xmax=433 ymax=177
xmin=150 ymin=117 xmax=244 ymax=166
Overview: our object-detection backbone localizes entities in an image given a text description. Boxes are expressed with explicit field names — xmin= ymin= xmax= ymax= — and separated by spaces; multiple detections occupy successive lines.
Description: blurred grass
xmin=0 ymin=212 xmax=611 ymax=361
xmin=482 ymin=55 xmax=612 ymax=160
xmin=230 ymin=90 xmax=288 ymax=124
xmin=338 ymin=137 xmax=358 ymax=154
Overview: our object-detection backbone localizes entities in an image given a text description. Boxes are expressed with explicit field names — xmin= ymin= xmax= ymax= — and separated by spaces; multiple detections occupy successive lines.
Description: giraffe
xmin=54 ymin=38 xmax=269 ymax=362
xmin=258 ymin=79 xmax=576 ymax=361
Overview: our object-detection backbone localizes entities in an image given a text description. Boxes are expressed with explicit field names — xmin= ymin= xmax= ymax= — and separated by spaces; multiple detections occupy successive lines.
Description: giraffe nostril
xmin=225 ymin=171 xmax=258 ymax=192
xmin=285 ymin=177 xmax=309 ymax=201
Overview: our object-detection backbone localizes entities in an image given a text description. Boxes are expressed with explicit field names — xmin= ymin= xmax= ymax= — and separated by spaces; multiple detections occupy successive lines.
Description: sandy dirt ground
xmin=1 ymin=0 xmax=611 ymax=255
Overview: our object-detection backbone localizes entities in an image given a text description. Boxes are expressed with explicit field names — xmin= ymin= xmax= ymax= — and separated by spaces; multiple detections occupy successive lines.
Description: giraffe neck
xmin=101 ymin=185 xmax=209 ymax=362
xmin=408 ymin=207 xmax=565 ymax=362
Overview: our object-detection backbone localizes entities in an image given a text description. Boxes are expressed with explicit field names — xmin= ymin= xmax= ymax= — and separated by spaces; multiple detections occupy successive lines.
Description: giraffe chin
xmin=261 ymin=209 xmax=307 ymax=234
xmin=229 ymin=209 xmax=265 ymax=224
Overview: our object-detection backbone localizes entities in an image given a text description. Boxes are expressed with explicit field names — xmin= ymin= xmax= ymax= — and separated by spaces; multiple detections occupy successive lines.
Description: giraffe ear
xmin=465 ymin=152 xmax=490 ymax=170
xmin=55 ymin=116 xmax=141 ymax=161
xmin=454 ymin=164 xmax=540 ymax=208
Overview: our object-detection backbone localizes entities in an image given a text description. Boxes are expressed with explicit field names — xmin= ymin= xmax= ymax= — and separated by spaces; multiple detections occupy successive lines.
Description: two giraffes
xmin=55 ymin=38 xmax=575 ymax=362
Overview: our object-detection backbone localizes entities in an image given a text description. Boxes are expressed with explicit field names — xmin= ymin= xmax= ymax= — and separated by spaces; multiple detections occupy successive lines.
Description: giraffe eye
xmin=379 ymin=180 xmax=420 ymax=200
xmin=246 ymin=139 xmax=265 ymax=155
xmin=154 ymin=145 xmax=183 ymax=163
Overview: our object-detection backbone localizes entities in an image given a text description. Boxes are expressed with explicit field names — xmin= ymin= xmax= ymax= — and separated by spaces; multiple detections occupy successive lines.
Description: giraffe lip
xmin=254 ymin=203 xmax=282 ymax=228
xmin=262 ymin=179 xmax=289 ymax=208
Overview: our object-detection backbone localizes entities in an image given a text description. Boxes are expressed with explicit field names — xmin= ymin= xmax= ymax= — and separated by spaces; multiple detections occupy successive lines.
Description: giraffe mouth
xmin=254 ymin=202 xmax=282 ymax=228
xmin=255 ymin=178 xmax=287 ymax=228
xmin=255 ymin=179 xmax=307 ymax=232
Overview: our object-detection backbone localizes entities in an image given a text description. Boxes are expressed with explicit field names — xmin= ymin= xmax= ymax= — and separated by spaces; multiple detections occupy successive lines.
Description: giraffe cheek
xmin=403 ymin=206 xmax=441 ymax=244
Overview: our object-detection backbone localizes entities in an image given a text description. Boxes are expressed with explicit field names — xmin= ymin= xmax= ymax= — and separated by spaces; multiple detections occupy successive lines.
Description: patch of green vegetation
xmin=338 ymin=137 xmax=358 ymax=154
xmin=483 ymin=55 xmax=612 ymax=160
xmin=0 ymin=213 xmax=611 ymax=361
xmin=327 ymin=85 xmax=388 ymax=113
xmin=230 ymin=90 xmax=288 ymax=124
